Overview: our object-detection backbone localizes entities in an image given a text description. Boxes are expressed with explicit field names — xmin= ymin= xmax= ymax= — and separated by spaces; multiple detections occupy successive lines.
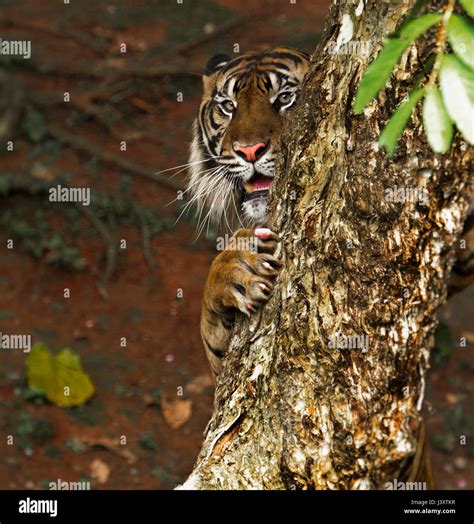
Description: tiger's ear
xmin=204 ymin=53 xmax=230 ymax=75
xmin=203 ymin=53 xmax=230 ymax=92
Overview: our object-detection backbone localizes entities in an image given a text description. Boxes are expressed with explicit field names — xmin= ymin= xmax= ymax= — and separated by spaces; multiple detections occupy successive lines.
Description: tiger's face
xmin=188 ymin=47 xmax=309 ymax=232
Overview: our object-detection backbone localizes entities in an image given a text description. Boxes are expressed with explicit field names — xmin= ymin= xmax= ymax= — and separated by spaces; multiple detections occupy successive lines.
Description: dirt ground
xmin=0 ymin=0 xmax=472 ymax=490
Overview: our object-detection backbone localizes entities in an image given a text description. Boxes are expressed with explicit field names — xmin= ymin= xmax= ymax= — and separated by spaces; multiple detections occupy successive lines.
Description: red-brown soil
xmin=0 ymin=0 xmax=472 ymax=491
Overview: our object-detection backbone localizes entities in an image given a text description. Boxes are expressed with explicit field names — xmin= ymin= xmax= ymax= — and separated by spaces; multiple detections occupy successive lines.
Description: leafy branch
xmin=354 ymin=0 xmax=474 ymax=155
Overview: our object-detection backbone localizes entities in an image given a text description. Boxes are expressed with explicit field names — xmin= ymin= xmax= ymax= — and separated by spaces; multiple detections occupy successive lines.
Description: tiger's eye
xmin=277 ymin=92 xmax=293 ymax=105
xmin=221 ymin=100 xmax=235 ymax=113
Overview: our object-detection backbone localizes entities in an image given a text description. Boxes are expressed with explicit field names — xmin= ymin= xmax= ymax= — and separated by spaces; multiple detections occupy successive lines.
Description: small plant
xmin=13 ymin=412 xmax=55 ymax=453
xmin=354 ymin=0 xmax=474 ymax=155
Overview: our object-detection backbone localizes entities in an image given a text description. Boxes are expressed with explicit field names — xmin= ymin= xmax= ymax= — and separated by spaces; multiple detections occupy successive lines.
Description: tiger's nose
xmin=233 ymin=142 xmax=268 ymax=162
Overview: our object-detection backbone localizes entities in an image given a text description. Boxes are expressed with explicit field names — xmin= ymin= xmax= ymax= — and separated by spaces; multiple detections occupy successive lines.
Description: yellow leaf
xmin=26 ymin=343 xmax=95 ymax=407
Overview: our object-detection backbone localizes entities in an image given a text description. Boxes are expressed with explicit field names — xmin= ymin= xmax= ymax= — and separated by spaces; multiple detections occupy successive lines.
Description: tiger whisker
xmin=196 ymin=172 xmax=230 ymax=239
xmin=154 ymin=159 xmax=210 ymax=176
xmin=176 ymin=167 xmax=226 ymax=226
xmin=207 ymin=173 xmax=237 ymax=236
xmin=155 ymin=155 xmax=223 ymax=176
xmin=229 ymin=180 xmax=246 ymax=230
xmin=192 ymin=169 xmax=226 ymax=228
xmin=168 ymin=154 xmax=224 ymax=180
xmin=166 ymin=165 xmax=224 ymax=207
xmin=193 ymin=169 xmax=228 ymax=236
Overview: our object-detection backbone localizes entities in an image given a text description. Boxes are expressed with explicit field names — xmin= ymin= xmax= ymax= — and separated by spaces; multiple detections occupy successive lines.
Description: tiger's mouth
xmin=243 ymin=174 xmax=272 ymax=202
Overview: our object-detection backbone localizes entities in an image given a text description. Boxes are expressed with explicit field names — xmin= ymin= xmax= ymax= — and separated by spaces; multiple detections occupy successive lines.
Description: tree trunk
xmin=180 ymin=0 xmax=472 ymax=489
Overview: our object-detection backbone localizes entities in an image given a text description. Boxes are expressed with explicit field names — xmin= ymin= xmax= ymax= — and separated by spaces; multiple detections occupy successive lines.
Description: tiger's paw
xmin=204 ymin=228 xmax=282 ymax=318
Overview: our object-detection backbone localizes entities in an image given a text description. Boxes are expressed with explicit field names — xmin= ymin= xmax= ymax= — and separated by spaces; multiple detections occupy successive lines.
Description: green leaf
xmin=353 ymin=39 xmax=410 ymax=113
xmin=379 ymin=88 xmax=425 ymax=156
xmin=403 ymin=0 xmax=431 ymax=24
xmin=423 ymin=87 xmax=453 ymax=153
xmin=440 ymin=54 xmax=474 ymax=144
xmin=459 ymin=0 xmax=474 ymax=19
xmin=397 ymin=13 xmax=441 ymax=40
xmin=26 ymin=343 xmax=95 ymax=408
xmin=448 ymin=15 xmax=474 ymax=69
xmin=353 ymin=14 xmax=441 ymax=113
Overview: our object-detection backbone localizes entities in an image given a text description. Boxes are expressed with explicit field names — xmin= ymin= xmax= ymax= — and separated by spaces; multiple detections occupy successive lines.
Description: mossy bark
xmin=179 ymin=0 xmax=472 ymax=489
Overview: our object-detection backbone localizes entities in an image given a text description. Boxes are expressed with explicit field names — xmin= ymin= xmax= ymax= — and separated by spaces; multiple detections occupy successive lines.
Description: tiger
xmin=187 ymin=47 xmax=310 ymax=379
xmin=187 ymin=46 xmax=434 ymax=489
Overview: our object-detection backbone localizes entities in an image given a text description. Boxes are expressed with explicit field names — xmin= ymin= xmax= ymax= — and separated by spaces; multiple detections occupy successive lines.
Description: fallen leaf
xmin=26 ymin=343 xmax=95 ymax=407
xmin=445 ymin=393 xmax=466 ymax=405
xmin=131 ymin=96 xmax=155 ymax=113
xmin=80 ymin=436 xmax=137 ymax=464
xmin=461 ymin=331 xmax=474 ymax=344
xmin=161 ymin=396 xmax=192 ymax=429
xmin=90 ymin=459 xmax=110 ymax=484
xmin=30 ymin=163 xmax=54 ymax=181
xmin=454 ymin=456 xmax=467 ymax=470
xmin=185 ymin=374 xmax=213 ymax=395
xmin=143 ymin=392 xmax=155 ymax=405
xmin=104 ymin=58 xmax=126 ymax=69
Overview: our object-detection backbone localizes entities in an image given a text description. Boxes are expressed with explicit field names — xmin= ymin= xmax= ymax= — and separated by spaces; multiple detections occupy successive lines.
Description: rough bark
xmin=180 ymin=0 xmax=473 ymax=489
